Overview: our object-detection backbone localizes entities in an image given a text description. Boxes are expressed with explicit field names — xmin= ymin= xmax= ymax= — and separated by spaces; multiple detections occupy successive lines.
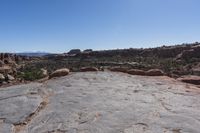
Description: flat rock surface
xmin=1 ymin=72 xmax=200 ymax=133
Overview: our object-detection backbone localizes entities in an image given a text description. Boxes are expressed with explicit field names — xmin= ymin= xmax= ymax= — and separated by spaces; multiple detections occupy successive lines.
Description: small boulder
xmin=41 ymin=68 xmax=48 ymax=77
xmin=146 ymin=69 xmax=164 ymax=76
xmin=49 ymin=68 xmax=70 ymax=79
xmin=0 ymin=73 xmax=5 ymax=81
xmin=80 ymin=67 xmax=98 ymax=72
xmin=7 ymin=74 xmax=15 ymax=81
xmin=127 ymin=69 xmax=146 ymax=75
xmin=178 ymin=75 xmax=200 ymax=85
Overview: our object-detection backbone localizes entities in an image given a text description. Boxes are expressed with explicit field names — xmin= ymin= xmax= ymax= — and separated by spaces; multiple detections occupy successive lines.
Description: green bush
xmin=17 ymin=69 xmax=44 ymax=81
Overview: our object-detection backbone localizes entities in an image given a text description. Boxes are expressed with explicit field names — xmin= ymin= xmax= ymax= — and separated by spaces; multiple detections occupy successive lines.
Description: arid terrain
xmin=1 ymin=72 xmax=200 ymax=133
xmin=1 ymin=43 xmax=200 ymax=86
xmin=1 ymin=43 xmax=200 ymax=133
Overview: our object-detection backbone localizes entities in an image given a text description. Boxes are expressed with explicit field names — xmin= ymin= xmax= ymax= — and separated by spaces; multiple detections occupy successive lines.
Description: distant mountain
xmin=16 ymin=52 xmax=51 ymax=57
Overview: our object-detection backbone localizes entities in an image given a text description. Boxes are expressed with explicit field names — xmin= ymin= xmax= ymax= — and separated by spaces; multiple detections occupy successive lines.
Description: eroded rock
xmin=1 ymin=72 xmax=200 ymax=133
xmin=178 ymin=75 xmax=200 ymax=85
xmin=80 ymin=67 xmax=98 ymax=72
xmin=146 ymin=69 xmax=165 ymax=76
xmin=49 ymin=68 xmax=69 ymax=79
xmin=127 ymin=69 xmax=146 ymax=75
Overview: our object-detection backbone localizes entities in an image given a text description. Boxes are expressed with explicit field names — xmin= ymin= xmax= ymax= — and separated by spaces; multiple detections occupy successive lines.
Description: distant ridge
xmin=16 ymin=52 xmax=51 ymax=57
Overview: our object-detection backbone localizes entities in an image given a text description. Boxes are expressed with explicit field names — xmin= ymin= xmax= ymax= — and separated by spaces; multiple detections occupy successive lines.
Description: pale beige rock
xmin=0 ymin=72 xmax=200 ymax=133
xmin=0 ymin=73 xmax=5 ymax=81
xmin=80 ymin=67 xmax=98 ymax=72
xmin=146 ymin=69 xmax=164 ymax=76
xmin=49 ymin=68 xmax=69 ymax=79
xmin=41 ymin=68 xmax=48 ymax=77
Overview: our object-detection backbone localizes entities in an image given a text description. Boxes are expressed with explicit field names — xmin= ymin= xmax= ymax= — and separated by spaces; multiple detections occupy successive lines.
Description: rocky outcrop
xmin=80 ymin=67 xmax=98 ymax=72
xmin=49 ymin=68 xmax=70 ymax=79
xmin=178 ymin=75 xmax=200 ymax=85
xmin=1 ymin=72 xmax=200 ymax=133
xmin=0 ymin=73 xmax=15 ymax=84
xmin=109 ymin=67 xmax=128 ymax=73
xmin=0 ymin=66 xmax=13 ymax=74
xmin=127 ymin=69 xmax=146 ymax=75
xmin=83 ymin=49 xmax=93 ymax=53
xmin=145 ymin=69 xmax=164 ymax=76
xmin=68 ymin=49 xmax=81 ymax=55
xmin=0 ymin=60 xmax=4 ymax=67
xmin=176 ymin=45 xmax=200 ymax=60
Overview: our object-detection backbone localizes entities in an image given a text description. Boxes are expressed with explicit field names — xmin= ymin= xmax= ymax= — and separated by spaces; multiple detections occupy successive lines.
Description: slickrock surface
xmin=1 ymin=72 xmax=200 ymax=133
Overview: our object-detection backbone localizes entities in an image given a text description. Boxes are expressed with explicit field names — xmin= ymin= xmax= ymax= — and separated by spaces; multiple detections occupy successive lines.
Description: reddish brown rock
xmin=145 ymin=69 xmax=164 ymax=76
xmin=80 ymin=67 xmax=98 ymax=72
xmin=178 ymin=75 xmax=200 ymax=85
xmin=49 ymin=68 xmax=70 ymax=79
xmin=127 ymin=69 xmax=146 ymax=75
xmin=109 ymin=67 xmax=128 ymax=73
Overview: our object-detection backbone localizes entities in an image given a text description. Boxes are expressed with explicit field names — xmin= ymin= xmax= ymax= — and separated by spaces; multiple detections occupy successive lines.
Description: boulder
xmin=127 ymin=69 xmax=146 ymax=75
xmin=41 ymin=68 xmax=48 ymax=77
xmin=80 ymin=67 xmax=98 ymax=72
xmin=109 ymin=67 xmax=128 ymax=73
xmin=49 ymin=68 xmax=70 ymax=79
xmin=146 ymin=69 xmax=164 ymax=76
xmin=7 ymin=74 xmax=15 ymax=81
xmin=0 ymin=73 xmax=5 ymax=81
xmin=178 ymin=75 xmax=200 ymax=85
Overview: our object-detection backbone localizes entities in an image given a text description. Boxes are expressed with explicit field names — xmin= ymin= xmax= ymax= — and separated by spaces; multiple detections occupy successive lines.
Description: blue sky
xmin=0 ymin=0 xmax=200 ymax=53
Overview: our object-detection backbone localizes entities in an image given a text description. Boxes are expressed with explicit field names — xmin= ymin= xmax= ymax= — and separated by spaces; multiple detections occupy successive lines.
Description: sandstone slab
xmin=0 ymin=72 xmax=200 ymax=133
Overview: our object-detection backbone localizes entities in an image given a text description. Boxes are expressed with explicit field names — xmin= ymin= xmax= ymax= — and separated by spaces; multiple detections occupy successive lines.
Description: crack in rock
xmin=14 ymin=99 xmax=48 ymax=133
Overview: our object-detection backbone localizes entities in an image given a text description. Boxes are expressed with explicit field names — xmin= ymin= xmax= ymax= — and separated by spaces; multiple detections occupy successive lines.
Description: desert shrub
xmin=17 ymin=68 xmax=44 ymax=81
xmin=158 ymin=59 xmax=181 ymax=72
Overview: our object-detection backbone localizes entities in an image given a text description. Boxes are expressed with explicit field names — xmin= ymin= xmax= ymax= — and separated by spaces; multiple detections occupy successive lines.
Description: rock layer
xmin=0 ymin=72 xmax=200 ymax=133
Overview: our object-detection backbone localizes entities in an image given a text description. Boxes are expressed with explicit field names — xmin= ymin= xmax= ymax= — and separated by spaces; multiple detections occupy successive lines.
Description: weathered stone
xmin=7 ymin=74 xmax=15 ymax=81
xmin=80 ymin=67 xmax=98 ymax=72
xmin=109 ymin=67 xmax=128 ymax=73
xmin=68 ymin=49 xmax=81 ymax=55
xmin=0 ymin=73 xmax=5 ymax=81
xmin=49 ymin=68 xmax=69 ymax=79
xmin=0 ymin=66 xmax=13 ymax=74
xmin=178 ymin=75 xmax=200 ymax=85
xmin=127 ymin=69 xmax=146 ymax=75
xmin=146 ymin=69 xmax=164 ymax=76
xmin=1 ymin=72 xmax=200 ymax=133
xmin=41 ymin=68 xmax=48 ymax=77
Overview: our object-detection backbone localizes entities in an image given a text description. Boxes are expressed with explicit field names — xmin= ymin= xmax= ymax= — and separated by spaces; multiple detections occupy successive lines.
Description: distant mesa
xmin=67 ymin=49 xmax=93 ymax=56
xmin=67 ymin=49 xmax=81 ymax=55
xmin=83 ymin=49 xmax=93 ymax=53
